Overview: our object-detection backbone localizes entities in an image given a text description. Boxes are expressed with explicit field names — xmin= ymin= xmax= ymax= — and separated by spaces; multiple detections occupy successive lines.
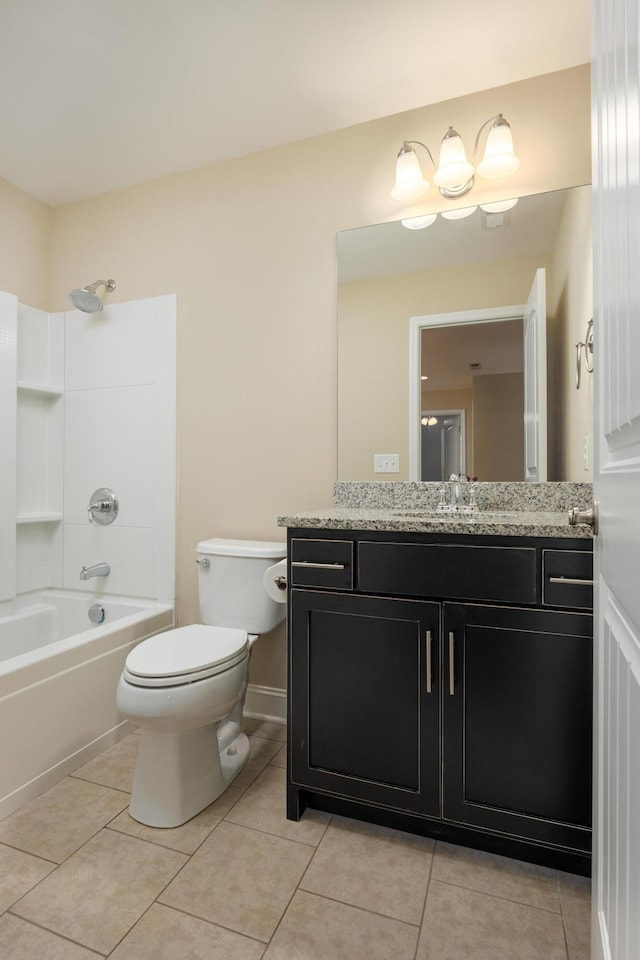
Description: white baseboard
xmin=244 ymin=683 xmax=287 ymax=725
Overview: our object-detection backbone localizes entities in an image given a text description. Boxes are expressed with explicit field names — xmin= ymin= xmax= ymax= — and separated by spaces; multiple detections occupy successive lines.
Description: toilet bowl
xmin=116 ymin=538 xmax=286 ymax=828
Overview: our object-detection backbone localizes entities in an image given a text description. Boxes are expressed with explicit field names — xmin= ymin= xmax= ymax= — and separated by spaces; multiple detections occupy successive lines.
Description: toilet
xmin=116 ymin=537 xmax=287 ymax=828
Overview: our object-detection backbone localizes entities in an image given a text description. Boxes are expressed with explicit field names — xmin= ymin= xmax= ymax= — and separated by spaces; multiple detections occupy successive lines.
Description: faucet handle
xmin=87 ymin=487 xmax=118 ymax=525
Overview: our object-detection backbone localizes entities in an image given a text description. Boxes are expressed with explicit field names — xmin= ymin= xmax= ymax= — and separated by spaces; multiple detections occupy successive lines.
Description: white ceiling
xmin=0 ymin=0 xmax=590 ymax=205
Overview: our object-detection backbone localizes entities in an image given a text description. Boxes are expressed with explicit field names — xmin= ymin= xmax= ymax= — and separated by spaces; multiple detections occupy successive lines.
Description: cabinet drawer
xmin=358 ymin=541 xmax=537 ymax=604
xmin=543 ymin=550 xmax=593 ymax=610
xmin=290 ymin=538 xmax=354 ymax=589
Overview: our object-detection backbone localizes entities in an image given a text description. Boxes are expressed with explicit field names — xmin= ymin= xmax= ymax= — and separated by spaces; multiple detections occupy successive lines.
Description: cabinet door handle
xmin=291 ymin=561 xmax=346 ymax=570
xmin=448 ymin=632 xmax=455 ymax=696
xmin=549 ymin=576 xmax=594 ymax=586
xmin=426 ymin=630 xmax=432 ymax=694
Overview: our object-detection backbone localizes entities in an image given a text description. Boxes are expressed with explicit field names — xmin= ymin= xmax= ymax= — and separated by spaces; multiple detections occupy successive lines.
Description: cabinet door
xmin=442 ymin=603 xmax=593 ymax=852
xmin=289 ymin=589 xmax=440 ymax=816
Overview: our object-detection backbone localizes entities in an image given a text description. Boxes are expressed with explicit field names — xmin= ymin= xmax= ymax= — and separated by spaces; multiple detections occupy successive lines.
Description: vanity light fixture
xmin=391 ymin=114 xmax=520 ymax=203
xmin=421 ymin=416 xmax=439 ymax=426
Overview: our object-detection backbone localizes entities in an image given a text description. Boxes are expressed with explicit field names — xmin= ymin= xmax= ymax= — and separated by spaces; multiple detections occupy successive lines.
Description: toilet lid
xmin=124 ymin=624 xmax=248 ymax=683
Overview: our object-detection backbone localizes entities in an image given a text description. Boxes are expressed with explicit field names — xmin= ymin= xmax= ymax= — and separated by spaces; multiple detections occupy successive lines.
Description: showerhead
xmin=69 ymin=279 xmax=116 ymax=313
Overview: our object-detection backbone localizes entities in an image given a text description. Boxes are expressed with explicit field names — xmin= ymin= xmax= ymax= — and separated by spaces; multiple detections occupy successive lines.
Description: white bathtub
xmin=0 ymin=589 xmax=173 ymax=820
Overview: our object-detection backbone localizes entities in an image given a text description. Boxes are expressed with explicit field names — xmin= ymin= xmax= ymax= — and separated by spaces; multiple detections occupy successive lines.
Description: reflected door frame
xmin=409 ymin=305 xmax=527 ymax=482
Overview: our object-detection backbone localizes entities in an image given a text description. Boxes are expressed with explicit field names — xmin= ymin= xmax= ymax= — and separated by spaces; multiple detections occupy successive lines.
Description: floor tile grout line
xmin=430 ymin=874 xmax=567 ymax=916
xmin=150 ymin=899 xmax=272 ymax=950
xmin=0 ymin=837 xmax=59 ymax=865
xmin=410 ymin=839 xmax=437 ymax=960
xmin=6 ymin=909 xmax=108 ymax=957
xmin=290 ymin=886 xmax=425 ymax=931
xmin=218 ymin=813 xmax=331 ymax=849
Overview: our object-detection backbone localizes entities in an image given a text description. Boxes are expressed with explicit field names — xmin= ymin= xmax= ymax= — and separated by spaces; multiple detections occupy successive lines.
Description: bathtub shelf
xmin=16 ymin=512 xmax=63 ymax=525
xmin=17 ymin=380 xmax=64 ymax=398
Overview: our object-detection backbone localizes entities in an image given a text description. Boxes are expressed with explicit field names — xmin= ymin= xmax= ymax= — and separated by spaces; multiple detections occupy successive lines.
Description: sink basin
xmin=389 ymin=509 xmax=477 ymax=518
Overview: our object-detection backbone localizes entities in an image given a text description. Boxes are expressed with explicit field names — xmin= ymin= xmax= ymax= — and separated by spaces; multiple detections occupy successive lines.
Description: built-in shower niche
xmin=16 ymin=304 xmax=65 ymax=594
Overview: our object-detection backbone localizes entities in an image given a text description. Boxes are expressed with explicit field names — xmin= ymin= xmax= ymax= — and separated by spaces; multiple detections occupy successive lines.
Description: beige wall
xmin=548 ymin=186 xmax=593 ymax=480
xmin=45 ymin=64 xmax=591 ymax=690
xmin=0 ymin=177 xmax=51 ymax=309
xmin=473 ymin=373 xmax=525 ymax=480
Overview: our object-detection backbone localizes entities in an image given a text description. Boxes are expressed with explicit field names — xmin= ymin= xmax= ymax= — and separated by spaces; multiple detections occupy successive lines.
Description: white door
xmin=523 ymin=268 xmax=547 ymax=481
xmin=592 ymin=2 xmax=640 ymax=959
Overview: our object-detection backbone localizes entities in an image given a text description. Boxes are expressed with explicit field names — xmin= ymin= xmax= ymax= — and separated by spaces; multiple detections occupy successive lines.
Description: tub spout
xmin=79 ymin=562 xmax=110 ymax=580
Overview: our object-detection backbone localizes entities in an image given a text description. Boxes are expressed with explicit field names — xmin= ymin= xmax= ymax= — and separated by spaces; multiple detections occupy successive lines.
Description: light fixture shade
xmin=440 ymin=205 xmax=477 ymax=220
xmin=433 ymin=128 xmax=475 ymax=189
xmin=479 ymin=198 xmax=518 ymax=213
xmin=401 ymin=213 xmax=437 ymax=230
xmin=391 ymin=145 xmax=430 ymax=200
xmin=476 ymin=118 xmax=520 ymax=179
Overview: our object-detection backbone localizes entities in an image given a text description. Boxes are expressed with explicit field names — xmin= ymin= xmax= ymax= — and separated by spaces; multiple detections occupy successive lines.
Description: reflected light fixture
xmin=479 ymin=198 xmax=519 ymax=213
xmin=392 ymin=114 xmax=520 ymax=202
xmin=421 ymin=416 xmax=439 ymax=426
xmin=440 ymin=205 xmax=477 ymax=220
xmin=401 ymin=213 xmax=438 ymax=230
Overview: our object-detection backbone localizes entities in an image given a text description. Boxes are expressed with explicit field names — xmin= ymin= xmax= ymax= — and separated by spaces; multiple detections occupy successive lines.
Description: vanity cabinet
xmin=442 ymin=602 xmax=592 ymax=853
xmin=286 ymin=528 xmax=593 ymax=874
xmin=289 ymin=590 xmax=440 ymax=816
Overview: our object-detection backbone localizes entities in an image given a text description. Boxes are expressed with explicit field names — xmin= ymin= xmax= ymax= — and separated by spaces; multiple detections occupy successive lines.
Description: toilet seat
xmin=123 ymin=624 xmax=249 ymax=688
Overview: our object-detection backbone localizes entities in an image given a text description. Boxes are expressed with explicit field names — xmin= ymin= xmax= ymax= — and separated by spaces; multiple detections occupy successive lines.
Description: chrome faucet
xmin=449 ymin=473 xmax=464 ymax=509
xmin=79 ymin=562 xmax=110 ymax=580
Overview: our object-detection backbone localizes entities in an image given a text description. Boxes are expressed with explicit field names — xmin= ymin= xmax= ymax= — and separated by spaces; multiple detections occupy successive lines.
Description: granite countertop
xmin=277 ymin=506 xmax=592 ymax=538
xmin=277 ymin=481 xmax=595 ymax=539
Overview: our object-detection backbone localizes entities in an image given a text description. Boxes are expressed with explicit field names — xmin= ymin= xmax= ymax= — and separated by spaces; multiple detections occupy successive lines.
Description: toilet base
xmin=129 ymin=725 xmax=250 ymax=828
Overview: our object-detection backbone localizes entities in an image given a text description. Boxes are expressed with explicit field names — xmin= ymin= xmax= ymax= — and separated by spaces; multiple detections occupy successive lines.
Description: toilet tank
xmin=196 ymin=538 xmax=287 ymax=635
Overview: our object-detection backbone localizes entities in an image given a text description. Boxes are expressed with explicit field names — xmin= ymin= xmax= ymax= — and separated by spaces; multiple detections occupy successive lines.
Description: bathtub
xmin=0 ymin=589 xmax=173 ymax=820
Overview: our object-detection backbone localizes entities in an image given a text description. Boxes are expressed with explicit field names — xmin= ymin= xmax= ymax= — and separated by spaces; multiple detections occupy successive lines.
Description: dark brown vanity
xmin=282 ymin=494 xmax=594 ymax=876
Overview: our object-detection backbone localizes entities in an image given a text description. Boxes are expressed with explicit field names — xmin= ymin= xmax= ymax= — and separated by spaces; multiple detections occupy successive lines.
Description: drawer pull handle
xmin=448 ymin=632 xmax=455 ymax=696
xmin=291 ymin=561 xmax=346 ymax=571
xmin=549 ymin=576 xmax=594 ymax=586
xmin=426 ymin=630 xmax=432 ymax=694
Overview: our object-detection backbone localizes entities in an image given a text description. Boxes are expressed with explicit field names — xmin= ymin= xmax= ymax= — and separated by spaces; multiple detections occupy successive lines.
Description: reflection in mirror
xmin=337 ymin=185 xmax=592 ymax=482
xmin=420 ymin=321 xmax=522 ymax=481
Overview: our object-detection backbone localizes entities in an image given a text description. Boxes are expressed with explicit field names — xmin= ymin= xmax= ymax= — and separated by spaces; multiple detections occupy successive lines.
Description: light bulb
xmin=391 ymin=145 xmax=430 ymax=200
xmin=433 ymin=128 xmax=475 ymax=190
xmin=477 ymin=118 xmax=520 ymax=179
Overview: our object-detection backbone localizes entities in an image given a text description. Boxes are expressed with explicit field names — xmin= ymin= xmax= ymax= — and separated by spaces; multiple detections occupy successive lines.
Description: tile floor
xmin=0 ymin=719 xmax=591 ymax=959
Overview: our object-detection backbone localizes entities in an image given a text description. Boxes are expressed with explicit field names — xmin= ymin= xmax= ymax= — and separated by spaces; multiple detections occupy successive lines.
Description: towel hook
xmin=575 ymin=318 xmax=594 ymax=389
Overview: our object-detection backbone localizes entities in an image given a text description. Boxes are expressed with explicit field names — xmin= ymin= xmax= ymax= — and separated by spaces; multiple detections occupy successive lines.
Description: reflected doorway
xmin=421 ymin=410 xmax=465 ymax=481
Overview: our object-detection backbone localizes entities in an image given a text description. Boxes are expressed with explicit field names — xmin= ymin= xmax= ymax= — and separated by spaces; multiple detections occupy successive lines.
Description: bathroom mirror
xmin=337 ymin=184 xmax=592 ymax=482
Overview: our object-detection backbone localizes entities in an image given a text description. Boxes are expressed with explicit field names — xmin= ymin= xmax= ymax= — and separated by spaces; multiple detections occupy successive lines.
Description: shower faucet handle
xmin=87 ymin=487 xmax=119 ymax=525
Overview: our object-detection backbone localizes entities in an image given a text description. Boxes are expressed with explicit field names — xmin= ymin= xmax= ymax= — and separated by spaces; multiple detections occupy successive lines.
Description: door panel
xmin=593 ymin=1 xmax=640 ymax=957
xmin=523 ymin=268 xmax=547 ymax=480
xmin=442 ymin=603 xmax=592 ymax=851
xmin=289 ymin=589 xmax=440 ymax=816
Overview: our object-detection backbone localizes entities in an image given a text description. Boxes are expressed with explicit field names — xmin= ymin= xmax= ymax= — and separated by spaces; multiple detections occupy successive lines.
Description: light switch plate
xmin=374 ymin=454 xmax=400 ymax=473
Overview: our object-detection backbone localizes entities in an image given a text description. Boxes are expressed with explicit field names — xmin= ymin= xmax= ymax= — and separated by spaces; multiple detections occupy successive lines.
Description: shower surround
xmin=0 ymin=290 xmax=176 ymax=817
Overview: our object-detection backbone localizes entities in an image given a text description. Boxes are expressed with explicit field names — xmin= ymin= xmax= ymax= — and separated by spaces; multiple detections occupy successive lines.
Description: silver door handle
xmin=549 ymin=576 xmax=593 ymax=586
xmin=290 ymin=561 xmax=345 ymax=570
xmin=448 ymin=632 xmax=455 ymax=696
xmin=426 ymin=630 xmax=432 ymax=694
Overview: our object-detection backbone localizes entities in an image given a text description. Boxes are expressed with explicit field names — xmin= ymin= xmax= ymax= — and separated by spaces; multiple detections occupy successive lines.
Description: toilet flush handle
xmin=196 ymin=557 xmax=210 ymax=568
